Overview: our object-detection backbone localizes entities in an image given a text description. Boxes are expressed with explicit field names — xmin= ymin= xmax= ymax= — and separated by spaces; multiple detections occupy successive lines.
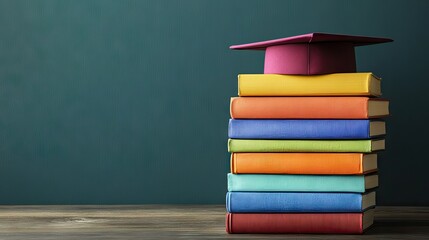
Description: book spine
xmin=230 ymin=97 xmax=370 ymax=119
xmin=228 ymin=119 xmax=371 ymax=139
xmin=231 ymin=153 xmax=364 ymax=174
xmin=228 ymin=139 xmax=373 ymax=153
xmin=227 ymin=173 xmax=365 ymax=193
xmin=226 ymin=213 xmax=363 ymax=234
xmin=226 ymin=192 xmax=363 ymax=213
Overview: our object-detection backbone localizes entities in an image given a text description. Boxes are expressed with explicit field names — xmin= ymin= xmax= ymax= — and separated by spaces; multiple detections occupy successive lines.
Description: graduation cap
xmin=230 ymin=32 xmax=393 ymax=75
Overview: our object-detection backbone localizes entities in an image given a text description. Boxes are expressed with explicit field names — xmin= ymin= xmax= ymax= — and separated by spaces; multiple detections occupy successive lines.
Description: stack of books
xmin=226 ymin=33 xmax=392 ymax=234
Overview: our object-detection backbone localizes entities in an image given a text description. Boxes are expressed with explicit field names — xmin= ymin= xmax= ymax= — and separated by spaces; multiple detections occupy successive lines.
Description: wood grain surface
xmin=0 ymin=205 xmax=427 ymax=239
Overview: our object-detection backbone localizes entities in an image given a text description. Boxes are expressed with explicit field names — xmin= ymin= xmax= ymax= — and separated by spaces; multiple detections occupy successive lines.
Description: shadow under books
xmin=366 ymin=219 xmax=429 ymax=235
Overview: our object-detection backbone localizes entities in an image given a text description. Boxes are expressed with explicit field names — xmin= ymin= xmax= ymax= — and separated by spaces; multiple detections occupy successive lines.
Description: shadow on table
xmin=366 ymin=219 xmax=429 ymax=235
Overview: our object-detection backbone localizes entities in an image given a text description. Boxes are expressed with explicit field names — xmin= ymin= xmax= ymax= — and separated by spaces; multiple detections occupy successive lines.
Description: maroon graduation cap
xmin=230 ymin=33 xmax=393 ymax=75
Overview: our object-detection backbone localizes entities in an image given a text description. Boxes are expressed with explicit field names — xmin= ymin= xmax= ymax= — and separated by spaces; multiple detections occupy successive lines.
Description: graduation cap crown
xmin=230 ymin=33 xmax=393 ymax=75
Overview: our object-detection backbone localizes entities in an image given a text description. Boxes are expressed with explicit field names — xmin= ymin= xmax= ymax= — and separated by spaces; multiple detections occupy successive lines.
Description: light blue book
xmin=227 ymin=173 xmax=378 ymax=193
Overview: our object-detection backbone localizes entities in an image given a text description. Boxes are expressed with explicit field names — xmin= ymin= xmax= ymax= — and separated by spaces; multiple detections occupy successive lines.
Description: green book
xmin=228 ymin=139 xmax=385 ymax=153
xmin=227 ymin=173 xmax=378 ymax=193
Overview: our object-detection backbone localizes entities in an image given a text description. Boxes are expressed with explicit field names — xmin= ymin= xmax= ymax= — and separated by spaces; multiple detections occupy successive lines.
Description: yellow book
xmin=238 ymin=73 xmax=381 ymax=97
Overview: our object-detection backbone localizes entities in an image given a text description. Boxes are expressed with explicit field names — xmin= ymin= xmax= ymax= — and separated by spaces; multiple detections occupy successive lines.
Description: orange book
xmin=230 ymin=153 xmax=377 ymax=175
xmin=230 ymin=97 xmax=389 ymax=119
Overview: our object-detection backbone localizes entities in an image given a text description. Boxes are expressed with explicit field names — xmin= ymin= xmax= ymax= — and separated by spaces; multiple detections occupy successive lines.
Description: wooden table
xmin=0 ymin=205 xmax=428 ymax=239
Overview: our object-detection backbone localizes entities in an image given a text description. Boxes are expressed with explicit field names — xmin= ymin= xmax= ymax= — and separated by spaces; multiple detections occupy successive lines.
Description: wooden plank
xmin=0 ymin=205 xmax=427 ymax=239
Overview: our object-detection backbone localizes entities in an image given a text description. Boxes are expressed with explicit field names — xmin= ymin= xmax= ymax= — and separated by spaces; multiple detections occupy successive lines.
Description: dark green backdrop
xmin=0 ymin=0 xmax=427 ymax=205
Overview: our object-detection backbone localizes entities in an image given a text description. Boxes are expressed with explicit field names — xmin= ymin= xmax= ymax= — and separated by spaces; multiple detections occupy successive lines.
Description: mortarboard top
xmin=230 ymin=33 xmax=393 ymax=75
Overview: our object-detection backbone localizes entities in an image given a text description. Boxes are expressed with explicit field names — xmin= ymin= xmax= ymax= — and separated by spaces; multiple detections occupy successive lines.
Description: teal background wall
xmin=0 ymin=0 xmax=427 ymax=205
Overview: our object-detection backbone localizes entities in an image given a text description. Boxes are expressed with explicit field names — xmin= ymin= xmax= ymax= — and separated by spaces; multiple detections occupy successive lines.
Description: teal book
xmin=228 ymin=139 xmax=385 ymax=153
xmin=227 ymin=173 xmax=378 ymax=193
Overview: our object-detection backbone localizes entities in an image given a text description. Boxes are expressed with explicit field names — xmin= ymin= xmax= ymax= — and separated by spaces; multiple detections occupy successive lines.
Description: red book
xmin=226 ymin=209 xmax=374 ymax=234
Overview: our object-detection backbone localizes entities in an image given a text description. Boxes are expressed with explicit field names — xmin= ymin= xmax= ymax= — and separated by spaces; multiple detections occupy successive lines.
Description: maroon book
xmin=226 ymin=209 xmax=374 ymax=234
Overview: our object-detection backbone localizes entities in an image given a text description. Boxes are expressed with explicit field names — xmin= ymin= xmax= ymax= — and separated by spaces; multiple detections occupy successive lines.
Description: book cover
xmin=230 ymin=153 xmax=377 ymax=174
xmin=230 ymin=97 xmax=389 ymax=119
xmin=237 ymin=73 xmax=380 ymax=96
xmin=228 ymin=119 xmax=385 ymax=139
xmin=228 ymin=139 xmax=385 ymax=153
xmin=226 ymin=209 xmax=374 ymax=234
xmin=226 ymin=192 xmax=376 ymax=213
xmin=227 ymin=173 xmax=378 ymax=193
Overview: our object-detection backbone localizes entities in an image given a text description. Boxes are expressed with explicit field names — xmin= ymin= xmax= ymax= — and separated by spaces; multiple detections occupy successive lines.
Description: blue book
xmin=228 ymin=119 xmax=385 ymax=139
xmin=226 ymin=192 xmax=376 ymax=213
